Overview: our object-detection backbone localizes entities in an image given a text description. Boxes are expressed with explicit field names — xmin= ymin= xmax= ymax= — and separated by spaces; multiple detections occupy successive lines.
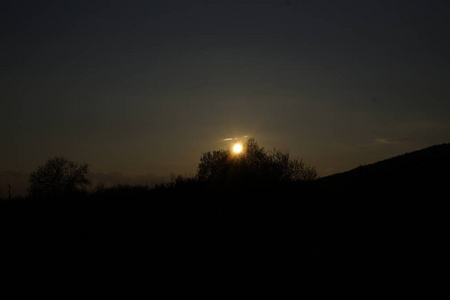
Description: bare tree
xmin=28 ymin=157 xmax=91 ymax=198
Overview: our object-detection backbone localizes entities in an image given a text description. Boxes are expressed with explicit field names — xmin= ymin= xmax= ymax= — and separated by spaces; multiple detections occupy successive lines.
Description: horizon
xmin=2 ymin=140 xmax=447 ymax=198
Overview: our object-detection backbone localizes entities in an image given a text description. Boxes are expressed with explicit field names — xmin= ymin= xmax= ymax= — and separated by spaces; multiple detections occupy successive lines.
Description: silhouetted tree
xmin=197 ymin=149 xmax=231 ymax=182
xmin=197 ymin=138 xmax=318 ymax=186
xmin=28 ymin=157 xmax=91 ymax=198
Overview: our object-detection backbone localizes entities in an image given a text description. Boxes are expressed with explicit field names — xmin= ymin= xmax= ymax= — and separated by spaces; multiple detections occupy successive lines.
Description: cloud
xmin=223 ymin=135 xmax=248 ymax=141
xmin=374 ymin=138 xmax=403 ymax=145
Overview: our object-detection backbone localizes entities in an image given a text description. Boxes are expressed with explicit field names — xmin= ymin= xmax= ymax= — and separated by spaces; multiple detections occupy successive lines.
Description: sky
xmin=1 ymin=0 xmax=450 ymax=196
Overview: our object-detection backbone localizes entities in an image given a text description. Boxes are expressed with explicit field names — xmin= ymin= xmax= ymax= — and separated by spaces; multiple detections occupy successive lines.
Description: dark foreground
xmin=1 ymin=177 xmax=446 ymax=298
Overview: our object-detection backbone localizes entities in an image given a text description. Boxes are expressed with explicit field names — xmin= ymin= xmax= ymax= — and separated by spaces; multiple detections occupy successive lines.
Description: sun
xmin=233 ymin=143 xmax=243 ymax=154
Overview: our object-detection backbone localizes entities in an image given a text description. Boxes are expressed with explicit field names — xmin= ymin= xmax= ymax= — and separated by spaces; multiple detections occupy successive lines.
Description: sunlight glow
xmin=233 ymin=144 xmax=243 ymax=154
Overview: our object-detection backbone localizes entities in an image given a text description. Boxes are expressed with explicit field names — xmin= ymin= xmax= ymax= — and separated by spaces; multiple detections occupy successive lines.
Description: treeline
xmin=2 ymin=141 xmax=447 ymax=298
xmin=1 ymin=138 xmax=317 ymax=202
xmin=1 ymin=139 xmax=323 ymax=297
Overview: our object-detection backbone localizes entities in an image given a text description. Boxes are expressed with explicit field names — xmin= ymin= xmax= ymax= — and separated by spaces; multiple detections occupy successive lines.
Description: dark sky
xmin=1 ymin=0 xmax=450 ymax=194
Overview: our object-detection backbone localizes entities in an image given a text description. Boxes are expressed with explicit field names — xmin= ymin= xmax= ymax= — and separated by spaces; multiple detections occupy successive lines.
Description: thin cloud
xmin=374 ymin=138 xmax=403 ymax=145
xmin=223 ymin=136 xmax=248 ymax=142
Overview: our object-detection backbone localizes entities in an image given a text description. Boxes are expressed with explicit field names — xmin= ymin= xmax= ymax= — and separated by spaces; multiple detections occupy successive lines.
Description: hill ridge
xmin=315 ymin=143 xmax=450 ymax=194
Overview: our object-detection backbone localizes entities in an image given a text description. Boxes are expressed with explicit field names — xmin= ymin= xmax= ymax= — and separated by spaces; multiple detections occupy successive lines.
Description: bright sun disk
xmin=233 ymin=144 xmax=243 ymax=153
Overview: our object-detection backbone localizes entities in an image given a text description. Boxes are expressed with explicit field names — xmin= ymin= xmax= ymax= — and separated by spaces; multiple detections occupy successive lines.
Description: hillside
xmin=315 ymin=143 xmax=450 ymax=197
